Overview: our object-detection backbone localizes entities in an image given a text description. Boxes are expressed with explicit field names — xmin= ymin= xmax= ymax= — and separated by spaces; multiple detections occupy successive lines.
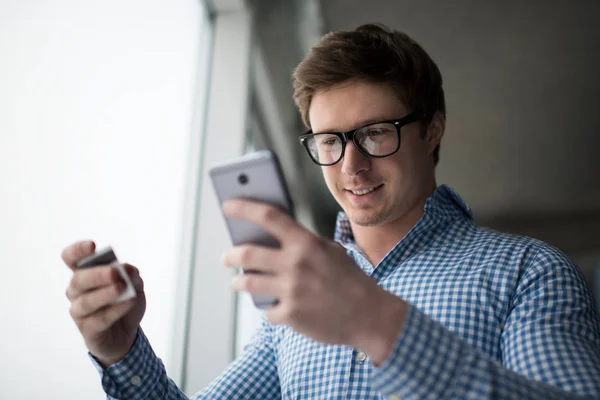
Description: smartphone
xmin=209 ymin=150 xmax=295 ymax=309
xmin=76 ymin=246 xmax=137 ymax=304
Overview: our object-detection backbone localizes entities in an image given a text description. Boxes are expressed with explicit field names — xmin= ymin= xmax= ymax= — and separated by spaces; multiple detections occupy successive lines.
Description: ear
xmin=425 ymin=111 xmax=445 ymax=154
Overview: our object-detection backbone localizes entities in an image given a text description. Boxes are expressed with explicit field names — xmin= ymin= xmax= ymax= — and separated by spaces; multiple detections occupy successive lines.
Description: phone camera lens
xmin=238 ymin=174 xmax=249 ymax=185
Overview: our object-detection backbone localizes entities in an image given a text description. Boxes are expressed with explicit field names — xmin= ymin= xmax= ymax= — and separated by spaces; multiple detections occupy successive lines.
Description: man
xmin=63 ymin=24 xmax=600 ymax=399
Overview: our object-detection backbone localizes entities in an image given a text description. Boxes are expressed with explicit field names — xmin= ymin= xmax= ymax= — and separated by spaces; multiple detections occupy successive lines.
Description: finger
xmin=221 ymin=245 xmax=280 ymax=273
xmin=232 ymin=273 xmax=279 ymax=296
xmin=62 ymin=240 xmax=96 ymax=270
xmin=70 ymin=281 xmax=126 ymax=319
xmin=66 ymin=265 xmax=121 ymax=301
xmin=78 ymin=298 xmax=137 ymax=336
xmin=123 ymin=264 xmax=144 ymax=293
xmin=222 ymin=199 xmax=304 ymax=245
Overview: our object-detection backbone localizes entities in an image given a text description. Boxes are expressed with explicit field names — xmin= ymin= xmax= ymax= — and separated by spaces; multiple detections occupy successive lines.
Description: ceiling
xmin=312 ymin=0 xmax=600 ymax=226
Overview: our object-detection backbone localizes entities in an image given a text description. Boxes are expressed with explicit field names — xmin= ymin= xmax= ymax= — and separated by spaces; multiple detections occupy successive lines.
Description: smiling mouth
xmin=346 ymin=184 xmax=384 ymax=196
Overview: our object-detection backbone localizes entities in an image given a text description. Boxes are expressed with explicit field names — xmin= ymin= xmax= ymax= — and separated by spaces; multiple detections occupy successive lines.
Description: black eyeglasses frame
xmin=298 ymin=112 xmax=421 ymax=166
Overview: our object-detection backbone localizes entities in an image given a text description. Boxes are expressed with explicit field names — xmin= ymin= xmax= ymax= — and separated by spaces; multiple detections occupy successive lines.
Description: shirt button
xmin=388 ymin=395 xmax=402 ymax=400
xmin=131 ymin=375 xmax=142 ymax=387
xmin=356 ymin=351 xmax=367 ymax=363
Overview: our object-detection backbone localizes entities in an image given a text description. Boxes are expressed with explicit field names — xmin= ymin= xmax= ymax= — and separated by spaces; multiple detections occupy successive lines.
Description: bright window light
xmin=0 ymin=0 xmax=212 ymax=398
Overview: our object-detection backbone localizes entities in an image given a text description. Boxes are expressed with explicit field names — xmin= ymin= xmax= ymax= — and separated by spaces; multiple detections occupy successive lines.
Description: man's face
xmin=308 ymin=80 xmax=440 ymax=227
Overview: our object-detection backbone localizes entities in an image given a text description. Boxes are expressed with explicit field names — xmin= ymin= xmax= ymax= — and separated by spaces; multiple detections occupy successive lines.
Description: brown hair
xmin=292 ymin=23 xmax=446 ymax=165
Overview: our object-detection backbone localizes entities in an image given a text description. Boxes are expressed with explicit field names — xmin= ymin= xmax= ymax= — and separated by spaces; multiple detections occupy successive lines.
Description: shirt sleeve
xmin=370 ymin=243 xmax=600 ymax=400
xmin=89 ymin=316 xmax=280 ymax=399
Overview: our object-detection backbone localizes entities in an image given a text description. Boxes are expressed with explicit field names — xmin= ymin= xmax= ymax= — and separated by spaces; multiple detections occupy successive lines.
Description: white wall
xmin=0 ymin=0 xmax=209 ymax=397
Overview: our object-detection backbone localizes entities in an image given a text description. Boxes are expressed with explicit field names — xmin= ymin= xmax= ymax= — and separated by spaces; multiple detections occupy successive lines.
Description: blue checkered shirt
xmin=91 ymin=185 xmax=600 ymax=399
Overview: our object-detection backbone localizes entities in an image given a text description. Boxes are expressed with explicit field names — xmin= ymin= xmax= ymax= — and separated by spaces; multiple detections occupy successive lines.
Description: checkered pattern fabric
xmin=90 ymin=185 xmax=600 ymax=399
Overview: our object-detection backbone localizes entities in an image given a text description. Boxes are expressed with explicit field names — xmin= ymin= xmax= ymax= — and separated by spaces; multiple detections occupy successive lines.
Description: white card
xmin=110 ymin=262 xmax=137 ymax=304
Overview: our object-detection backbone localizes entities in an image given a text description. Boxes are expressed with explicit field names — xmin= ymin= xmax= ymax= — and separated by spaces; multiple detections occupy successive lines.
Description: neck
xmin=350 ymin=184 xmax=436 ymax=267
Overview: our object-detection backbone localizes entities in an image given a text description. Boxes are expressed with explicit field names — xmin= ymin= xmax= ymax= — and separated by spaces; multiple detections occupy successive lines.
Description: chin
xmin=346 ymin=208 xmax=391 ymax=227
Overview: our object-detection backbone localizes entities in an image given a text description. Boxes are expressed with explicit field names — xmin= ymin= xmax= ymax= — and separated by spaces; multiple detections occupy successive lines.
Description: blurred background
xmin=1 ymin=0 xmax=599 ymax=398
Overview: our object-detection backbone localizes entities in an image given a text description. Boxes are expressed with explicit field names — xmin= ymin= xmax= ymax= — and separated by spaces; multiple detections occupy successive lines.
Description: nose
xmin=340 ymin=141 xmax=370 ymax=176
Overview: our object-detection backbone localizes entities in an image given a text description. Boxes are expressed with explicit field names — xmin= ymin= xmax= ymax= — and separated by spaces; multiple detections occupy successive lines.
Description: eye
xmin=365 ymin=128 xmax=384 ymax=136
xmin=317 ymin=134 xmax=340 ymax=147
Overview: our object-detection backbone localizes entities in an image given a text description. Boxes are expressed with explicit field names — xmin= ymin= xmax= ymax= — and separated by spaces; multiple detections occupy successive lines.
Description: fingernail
xmin=222 ymin=200 xmax=235 ymax=214
xmin=222 ymin=203 xmax=230 ymax=214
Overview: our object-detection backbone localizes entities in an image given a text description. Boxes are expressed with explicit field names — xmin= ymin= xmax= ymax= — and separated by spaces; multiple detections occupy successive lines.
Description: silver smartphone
xmin=209 ymin=150 xmax=295 ymax=309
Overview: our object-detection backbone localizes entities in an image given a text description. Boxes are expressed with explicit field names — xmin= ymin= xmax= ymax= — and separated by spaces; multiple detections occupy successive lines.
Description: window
xmin=0 ymin=0 xmax=213 ymax=398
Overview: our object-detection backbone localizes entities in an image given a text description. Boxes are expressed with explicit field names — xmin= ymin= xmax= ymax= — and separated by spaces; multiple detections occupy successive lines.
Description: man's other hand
xmin=62 ymin=240 xmax=146 ymax=367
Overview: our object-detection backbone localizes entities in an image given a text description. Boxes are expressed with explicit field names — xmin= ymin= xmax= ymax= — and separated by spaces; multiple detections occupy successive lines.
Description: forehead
xmin=308 ymin=80 xmax=407 ymax=133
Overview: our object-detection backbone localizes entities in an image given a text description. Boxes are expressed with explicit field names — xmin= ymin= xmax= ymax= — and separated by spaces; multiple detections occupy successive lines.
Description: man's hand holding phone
xmin=62 ymin=241 xmax=146 ymax=368
xmin=220 ymin=199 xmax=409 ymax=365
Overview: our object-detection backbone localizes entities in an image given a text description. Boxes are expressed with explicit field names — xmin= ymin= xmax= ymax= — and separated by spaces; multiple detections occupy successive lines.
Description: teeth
xmin=352 ymin=187 xmax=377 ymax=196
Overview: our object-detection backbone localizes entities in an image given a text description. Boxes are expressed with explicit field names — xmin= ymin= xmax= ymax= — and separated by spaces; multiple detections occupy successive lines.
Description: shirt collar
xmin=333 ymin=184 xmax=473 ymax=246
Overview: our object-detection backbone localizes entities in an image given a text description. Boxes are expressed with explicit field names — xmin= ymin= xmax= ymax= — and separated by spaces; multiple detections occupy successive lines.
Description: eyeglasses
xmin=298 ymin=112 xmax=421 ymax=166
